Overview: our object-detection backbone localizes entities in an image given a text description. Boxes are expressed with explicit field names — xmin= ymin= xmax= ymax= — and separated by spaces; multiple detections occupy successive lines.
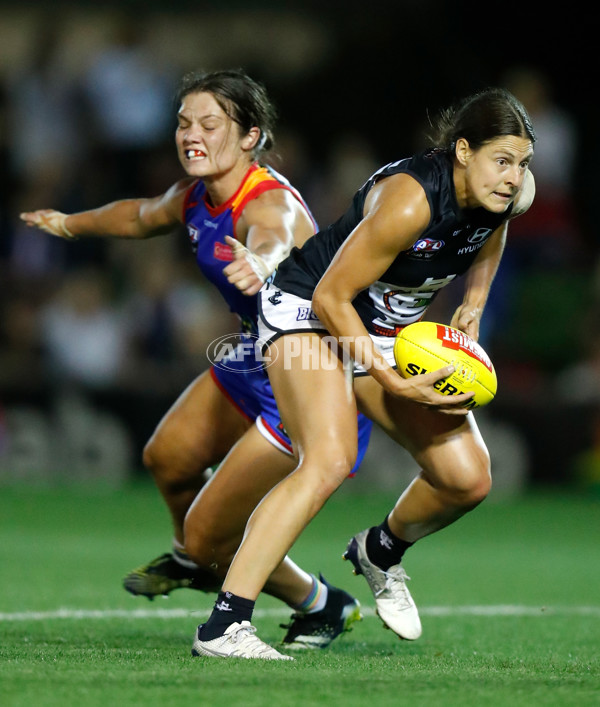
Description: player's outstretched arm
xmin=19 ymin=179 xmax=193 ymax=241
xmin=19 ymin=209 xmax=79 ymax=240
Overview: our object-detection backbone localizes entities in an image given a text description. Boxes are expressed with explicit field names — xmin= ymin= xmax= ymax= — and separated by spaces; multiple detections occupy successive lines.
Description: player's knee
xmin=183 ymin=523 xmax=233 ymax=576
xmin=181 ymin=526 xmax=208 ymax=567
xmin=302 ymin=446 xmax=356 ymax=500
xmin=143 ymin=430 xmax=205 ymax=491
xmin=462 ymin=469 xmax=491 ymax=506
xmin=142 ymin=434 xmax=161 ymax=474
xmin=447 ymin=454 xmax=491 ymax=507
xmin=143 ymin=431 xmax=176 ymax=479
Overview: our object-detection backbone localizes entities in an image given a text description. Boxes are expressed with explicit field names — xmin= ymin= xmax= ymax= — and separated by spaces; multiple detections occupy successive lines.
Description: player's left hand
xmin=223 ymin=235 xmax=271 ymax=296
xmin=450 ymin=305 xmax=481 ymax=342
xmin=20 ymin=209 xmax=78 ymax=240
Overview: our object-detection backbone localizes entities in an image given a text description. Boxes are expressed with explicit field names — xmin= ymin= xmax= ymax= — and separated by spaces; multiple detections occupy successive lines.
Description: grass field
xmin=1 ymin=481 xmax=599 ymax=706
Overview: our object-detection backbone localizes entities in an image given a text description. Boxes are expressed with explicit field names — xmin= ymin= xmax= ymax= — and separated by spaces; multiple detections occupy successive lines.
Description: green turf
xmin=0 ymin=482 xmax=599 ymax=706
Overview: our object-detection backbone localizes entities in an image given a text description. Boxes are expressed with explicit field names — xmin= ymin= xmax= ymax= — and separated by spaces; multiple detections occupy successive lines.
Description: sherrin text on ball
xmin=393 ymin=321 xmax=497 ymax=409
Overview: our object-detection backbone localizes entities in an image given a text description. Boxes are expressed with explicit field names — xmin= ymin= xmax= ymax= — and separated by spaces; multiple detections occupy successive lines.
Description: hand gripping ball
xmin=393 ymin=321 xmax=497 ymax=409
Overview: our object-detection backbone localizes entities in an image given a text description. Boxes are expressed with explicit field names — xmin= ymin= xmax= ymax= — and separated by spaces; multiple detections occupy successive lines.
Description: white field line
xmin=1 ymin=605 xmax=599 ymax=622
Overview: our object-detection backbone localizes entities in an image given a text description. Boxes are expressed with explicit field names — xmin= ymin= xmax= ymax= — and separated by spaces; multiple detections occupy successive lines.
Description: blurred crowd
xmin=0 ymin=7 xmax=597 ymax=488
xmin=0 ymin=10 xmax=387 ymax=399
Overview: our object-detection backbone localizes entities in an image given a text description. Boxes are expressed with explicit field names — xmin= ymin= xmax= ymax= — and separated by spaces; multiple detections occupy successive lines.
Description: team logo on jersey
xmin=213 ymin=241 xmax=234 ymax=262
xmin=411 ymin=238 xmax=444 ymax=259
xmin=369 ymin=275 xmax=457 ymax=335
xmin=187 ymin=224 xmax=199 ymax=253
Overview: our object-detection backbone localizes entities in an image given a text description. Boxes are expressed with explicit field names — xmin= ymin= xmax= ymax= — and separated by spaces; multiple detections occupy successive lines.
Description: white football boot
xmin=191 ymin=621 xmax=294 ymax=660
xmin=344 ymin=529 xmax=422 ymax=640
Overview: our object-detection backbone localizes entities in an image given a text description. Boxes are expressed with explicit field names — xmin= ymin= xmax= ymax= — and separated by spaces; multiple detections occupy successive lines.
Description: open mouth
xmin=186 ymin=149 xmax=206 ymax=160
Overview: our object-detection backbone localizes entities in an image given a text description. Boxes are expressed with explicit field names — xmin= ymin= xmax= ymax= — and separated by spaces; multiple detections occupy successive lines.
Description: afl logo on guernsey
xmin=187 ymin=224 xmax=199 ymax=253
xmin=411 ymin=238 xmax=444 ymax=259
xmin=414 ymin=238 xmax=444 ymax=252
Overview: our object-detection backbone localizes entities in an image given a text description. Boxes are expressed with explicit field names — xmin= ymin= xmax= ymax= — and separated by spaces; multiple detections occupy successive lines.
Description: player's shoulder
xmin=163 ymin=177 xmax=198 ymax=214
xmin=366 ymin=171 xmax=430 ymax=227
xmin=167 ymin=177 xmax=198 ymax=199
xmin=241 ymin=174 xmax=301 ymax=218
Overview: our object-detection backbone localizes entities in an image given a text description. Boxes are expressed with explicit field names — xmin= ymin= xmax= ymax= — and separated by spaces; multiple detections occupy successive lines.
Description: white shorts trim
xmin=255 ymin=415 xmax=294 ymax=456
xmin=257 ymin=284 xmax=397 ymax=374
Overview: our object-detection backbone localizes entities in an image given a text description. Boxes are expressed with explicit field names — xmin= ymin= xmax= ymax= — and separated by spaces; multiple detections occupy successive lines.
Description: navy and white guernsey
xmin=273 ymin=149 xmax=512 ymax=337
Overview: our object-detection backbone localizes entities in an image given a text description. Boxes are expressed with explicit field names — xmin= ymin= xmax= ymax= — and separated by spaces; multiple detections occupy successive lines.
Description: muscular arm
xmin=451 ymin=169 xmax=535 ymax=339
xmin=450 ymin=224 xmax=507 ymax=340
xmin=312 ymin=173 xmax=471 ymax=412
xmin=224 ymin=188 xmax=314 ymax=296
xmin=19 ymin=178 xmax=195 ymax=240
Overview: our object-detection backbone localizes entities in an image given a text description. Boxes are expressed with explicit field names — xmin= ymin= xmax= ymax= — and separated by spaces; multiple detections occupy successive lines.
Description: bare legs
xmin=221 ymin=334 xmax=491 ymax=602
xmin=353 ymin=375 xmax=491 ymax=543
xmin=183 ymin=424 xmax=316 ymax=605
xmin=222 ymin=335 xmax=359 ymax=600
xmin=143 ymin=370 xmax=251 ymax=544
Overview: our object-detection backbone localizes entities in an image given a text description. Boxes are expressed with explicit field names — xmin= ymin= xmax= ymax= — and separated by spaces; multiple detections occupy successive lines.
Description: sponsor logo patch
xmin=296 ymin=307 xmax=319 ymax=321
xmin=213 ymin=241 xmax=234 ymax=261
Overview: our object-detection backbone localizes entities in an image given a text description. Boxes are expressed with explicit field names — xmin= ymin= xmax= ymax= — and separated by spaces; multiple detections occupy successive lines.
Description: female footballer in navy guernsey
xmin=192 ymin=88 xmax=536 ymax=660
xmin=20 ymin=69 xmax=370 ymax=651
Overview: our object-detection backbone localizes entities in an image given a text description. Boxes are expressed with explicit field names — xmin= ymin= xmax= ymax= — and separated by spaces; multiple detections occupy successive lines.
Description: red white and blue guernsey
xmin=183 ymin=162 xmax=373 ymax=469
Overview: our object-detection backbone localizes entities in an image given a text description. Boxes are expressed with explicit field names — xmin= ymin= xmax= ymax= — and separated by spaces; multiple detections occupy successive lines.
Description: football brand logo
xmin=436 ymin=324 xmax=493 ymax=371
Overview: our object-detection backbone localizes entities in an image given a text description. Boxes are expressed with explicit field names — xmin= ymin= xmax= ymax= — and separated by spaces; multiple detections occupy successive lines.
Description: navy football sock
xmin=197 ymin=591 xmax=255 ymax=640
xmin=366 ymin=517 xmax=413 ymax=571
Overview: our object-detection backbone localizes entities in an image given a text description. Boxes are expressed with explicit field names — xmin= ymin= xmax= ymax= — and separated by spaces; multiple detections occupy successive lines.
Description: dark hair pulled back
xmin=428 ymin=87 xmax=536 ymax=152
xmin=176 ymin=68 xmax=277 ymax=157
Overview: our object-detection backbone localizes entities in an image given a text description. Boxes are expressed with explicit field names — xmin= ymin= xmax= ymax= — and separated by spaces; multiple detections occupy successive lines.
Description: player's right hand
xmin=223 ymin=235 xmax=270 ymax=296
xmin=19 ymin=209 xmax=78 ymax=240
xmin=394 ymin=364 xmax=474 ymax=415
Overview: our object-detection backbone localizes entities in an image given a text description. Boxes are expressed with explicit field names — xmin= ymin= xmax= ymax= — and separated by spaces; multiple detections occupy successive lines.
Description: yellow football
xmin=393 ymin=321 xmax=497 ymax=409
